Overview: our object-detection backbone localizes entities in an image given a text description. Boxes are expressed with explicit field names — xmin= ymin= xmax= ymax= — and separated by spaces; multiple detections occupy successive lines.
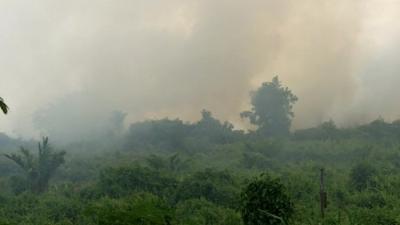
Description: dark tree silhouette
xmin=5 ymin=137 xmax=66 ymax=193
xmin=241 ymin=76 xmax=297 ymax=137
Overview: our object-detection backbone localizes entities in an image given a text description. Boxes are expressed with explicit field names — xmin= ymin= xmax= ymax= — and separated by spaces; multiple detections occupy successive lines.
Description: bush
xmin=240 ymin=174 xmax=294 ymax=225
xmin=174 ymin=169 xmax=239 ymax=207
xmin=98 ymin=166 xmax=178 ymax=197
xmin=349 ymin=162 xmax=377 ymax=192
xmin=86 ymin=192 xmax=173 ymax=225
xmin=175 ymin=198 xmax=242 ymax=225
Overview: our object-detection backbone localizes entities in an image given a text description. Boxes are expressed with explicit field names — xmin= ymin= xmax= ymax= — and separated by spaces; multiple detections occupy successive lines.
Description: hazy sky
xmin=0 ymin=0 xmax=400 ymax=139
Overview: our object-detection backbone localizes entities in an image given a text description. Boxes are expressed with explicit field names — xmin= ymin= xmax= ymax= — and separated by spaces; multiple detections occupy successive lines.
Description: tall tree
xmin=0 ymin=97 xmax=8 ymax=114
xmin=241 ymin=76 xmax=298 ymax=136
xmin=4 ymin=137 xmax=66 ymax=193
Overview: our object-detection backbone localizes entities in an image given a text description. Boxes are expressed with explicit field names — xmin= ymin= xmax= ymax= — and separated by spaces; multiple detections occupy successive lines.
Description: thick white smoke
xmin=0 ymin=0 xmax=399 ymax=140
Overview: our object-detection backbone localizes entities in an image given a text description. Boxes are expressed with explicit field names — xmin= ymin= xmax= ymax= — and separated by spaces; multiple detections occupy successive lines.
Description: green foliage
xmin=352 ymin=191 xmax=385 ymax=209
xmin=241 ymin=76 xmax=298 ymax=137
xmin=125 ymin=111 xmax=241 ymax=153
xmin=8 ymin=175 xmax=28 ymax=194
xmin=3 ymin=91 xmax=400 ymax=225
xmin=350 ymin=208 xmax=400 ymax=225
xmin=240 ymin=140 xmax=283 ymax=170
xmin=191 ymin=110 xmax=239 ymax=144
xmin=145 ymin=153 xmax=189 ymax=173
xmin=349 ymin=162 xmax=377 ymax=192
xmin=98 ymin=165 xmax=178 ymax=198
xmin=0 ymin=192 xmax=83 ymax=225
xmin=241 ymin=152 xmax=273 ymax=170
xmin=293 ymin=120 xmax=341 ymax=140
xmin=240 ymin=174 xmax=294 ymax=225
xmin=175 ymin=169 xmax=239 ymax=207
xmin=86 ymin=192 xmax=173 ymax=225
xmin=4 ymin=137 xmax=66 ymax=193
xmin=175 ymin=199 xmax=242 ymax=225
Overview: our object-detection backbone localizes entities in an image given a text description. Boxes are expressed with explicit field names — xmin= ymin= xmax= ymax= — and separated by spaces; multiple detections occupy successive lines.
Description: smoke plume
xmin=0 ymin=0 xmax=399 ymax=140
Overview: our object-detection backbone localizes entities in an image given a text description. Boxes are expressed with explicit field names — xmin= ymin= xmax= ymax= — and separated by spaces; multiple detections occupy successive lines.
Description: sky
xmin=0 ymin=0 xmax=400 ymax=140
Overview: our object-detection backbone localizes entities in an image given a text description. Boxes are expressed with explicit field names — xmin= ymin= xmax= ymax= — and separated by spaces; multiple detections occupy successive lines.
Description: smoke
xmin=0 ymin=0 xmax=399 ymax=139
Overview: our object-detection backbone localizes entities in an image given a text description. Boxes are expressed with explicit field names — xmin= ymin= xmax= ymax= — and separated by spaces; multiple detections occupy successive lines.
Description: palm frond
xmin=0 ymin=97 xmax=8 ymax=114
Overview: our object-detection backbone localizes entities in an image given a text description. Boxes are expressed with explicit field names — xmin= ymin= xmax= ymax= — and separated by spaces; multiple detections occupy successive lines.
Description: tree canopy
xmin=241 ymin=76 xmax=298 ymax=137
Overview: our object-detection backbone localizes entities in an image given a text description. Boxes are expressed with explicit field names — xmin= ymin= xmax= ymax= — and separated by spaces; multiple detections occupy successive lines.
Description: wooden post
xmin=320 ymin=168 xmax=327 ymax=219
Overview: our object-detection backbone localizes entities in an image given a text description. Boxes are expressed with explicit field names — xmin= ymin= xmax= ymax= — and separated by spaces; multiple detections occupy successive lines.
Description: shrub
xmin=240 ymin=174 xmax=294 ymax=225
xmin=349 ymin=162 xmax=377 ymax=192
xmin=86 ymin=192 xmax=173 ymax=225
xmin=175 ymin=198 xmax=242 ymax=225
xmin=174 ymin=169 xmax=239 ymax=207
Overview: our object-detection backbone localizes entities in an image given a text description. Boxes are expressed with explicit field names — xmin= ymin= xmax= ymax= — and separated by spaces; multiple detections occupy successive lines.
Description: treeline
xmin=124 ymin=115 xmax=400 ymax=154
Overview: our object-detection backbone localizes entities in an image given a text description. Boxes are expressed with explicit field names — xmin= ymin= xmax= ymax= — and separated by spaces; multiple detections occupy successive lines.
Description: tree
xmin=240 ymin=174 xmax=294 ymax=225
xmin=4 ymin=137 xmax=66 ymax=193
xmin=191 ymin=110 xmax=236 ymax=144
xmin=0 ymin=97 xmax=8 ymax=114
xmin=241 ymin=76 xmax=297 ymax=137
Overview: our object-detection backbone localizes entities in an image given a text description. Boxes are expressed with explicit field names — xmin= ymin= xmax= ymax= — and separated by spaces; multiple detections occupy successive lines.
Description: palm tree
xmin=5 ymin=137 xmax=66 ymax=193
xmin=0 ymin=97 xmax=8 ymax=114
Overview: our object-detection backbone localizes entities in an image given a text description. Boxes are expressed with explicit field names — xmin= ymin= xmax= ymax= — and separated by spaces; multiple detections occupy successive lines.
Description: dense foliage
xmin=5 ymin=137 xmax=66 ymax=193
xmin=2 ymin=80 xmax=400 ymax=224
xmin=0 ymin=116 xmax=398 ymax=224
xmin=241 ymin=174 xmax=294 ymax=225
xmin=241 ymin=76 xmax=298 ymax=137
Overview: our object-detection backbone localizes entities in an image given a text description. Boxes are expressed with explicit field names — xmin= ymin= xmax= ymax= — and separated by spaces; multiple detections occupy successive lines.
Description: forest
xmin=0 ymin=78 xmax=400 ymax=225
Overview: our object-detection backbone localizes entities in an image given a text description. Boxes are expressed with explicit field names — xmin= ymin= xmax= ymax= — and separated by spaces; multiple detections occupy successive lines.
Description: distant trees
xmin=125 ymin=118 xmax=190 ymax=151
xmin=124 ymin=110 xmax=241 ymax=152
xmin=241 ymin=76 xmax=297 ymax=137
xmin=191 ymin=110 xmax=238 ymax=144
xmin=293 ymin=120 xmax=341 ymax=140
xmin=4 ymin=137 xmax=66 ymax=193
xmin=0 ymin=97 xmax=8 ymax=114
xmin=240 ymin=174 xmax=294 ymax=225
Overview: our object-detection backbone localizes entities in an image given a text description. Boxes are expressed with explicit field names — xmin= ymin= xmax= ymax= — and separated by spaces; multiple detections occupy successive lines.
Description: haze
xmin=0 ymin=0 xmax=399 ymax=141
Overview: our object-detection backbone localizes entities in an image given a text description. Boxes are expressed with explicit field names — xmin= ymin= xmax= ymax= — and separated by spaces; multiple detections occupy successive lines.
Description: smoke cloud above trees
xmin=0 ymin=0 xmax=399 ymax=139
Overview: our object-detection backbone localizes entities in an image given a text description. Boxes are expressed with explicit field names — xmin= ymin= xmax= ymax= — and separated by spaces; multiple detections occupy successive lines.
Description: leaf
xmin=0 ymin=97 xmax=8 ymax=114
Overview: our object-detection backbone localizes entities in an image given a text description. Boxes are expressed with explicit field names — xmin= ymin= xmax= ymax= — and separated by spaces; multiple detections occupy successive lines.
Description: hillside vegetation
xmin=1 ymin=79 xmax=400 ymax=225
